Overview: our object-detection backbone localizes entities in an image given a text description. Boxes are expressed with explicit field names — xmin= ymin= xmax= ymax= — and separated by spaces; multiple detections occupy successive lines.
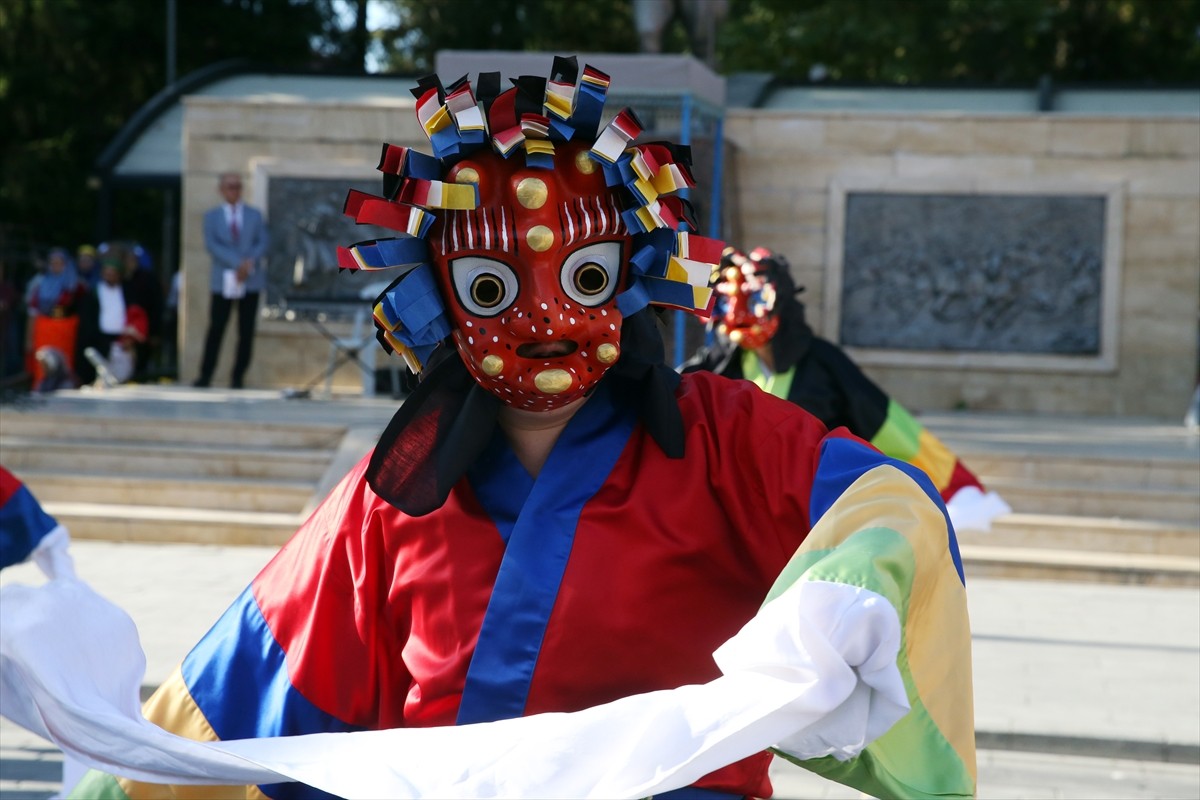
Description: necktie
xmin=230 ymin=212 xmax=240 ymax=243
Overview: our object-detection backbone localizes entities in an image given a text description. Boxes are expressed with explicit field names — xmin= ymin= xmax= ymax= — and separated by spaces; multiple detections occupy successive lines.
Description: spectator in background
xmin=82 ymin=305 xmax=147 ymax=388
xmin=77 ymin=256 xmax=146 ymax=387
xmin=193 ymin=172 xmax=268 ymax=389
xmin=114 ymin=241 xmax=163 ymax=382
xmin=24 ymin=247 xmax=85 ymax=389
xmin=76 ymin=245 xmax=100 ymax=290
xmin=24 ymin=247 xmax=84 ymax=318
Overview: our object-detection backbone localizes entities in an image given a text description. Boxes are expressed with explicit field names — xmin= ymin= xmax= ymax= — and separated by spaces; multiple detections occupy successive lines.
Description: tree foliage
xmin=716 ymin=0 xmax=1200 ymax=84
xmin=374 ymin=0 xmax=639 ymax=73
xmin=0 ymin=0 xmax=349 ymax=275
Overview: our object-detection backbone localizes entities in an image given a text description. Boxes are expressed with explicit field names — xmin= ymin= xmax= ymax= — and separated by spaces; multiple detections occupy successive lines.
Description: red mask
xmin=429 ymin=142 xmax=632 ymax=411
xmin=715 ymin=260 xmax=779 ymax=350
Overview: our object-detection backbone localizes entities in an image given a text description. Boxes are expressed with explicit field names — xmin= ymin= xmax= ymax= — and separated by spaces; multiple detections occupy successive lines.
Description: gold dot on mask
xmin=526 ymin=225 xmax=554 ymax=252
xmin=596 ymin=343 xmax=619 ymax=364
xmin=455 ymin=167 xmax=480 ymax=184
xmin=516 ymin=177 xmax=548 ymax=209
xmin=575 ymin=151 xmax=597 ymax=174
xmin=534 ymin=368 xmax=572 ymax=394
xmin=481 ymin=354 xmax=504 ymax=376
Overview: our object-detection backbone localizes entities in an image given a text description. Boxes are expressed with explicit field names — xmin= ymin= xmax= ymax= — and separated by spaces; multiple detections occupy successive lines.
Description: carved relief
xmin=839 ymin=193 xmax=1106 ymax=355
xmin=264 ymin=177 xmax=391 ymax=308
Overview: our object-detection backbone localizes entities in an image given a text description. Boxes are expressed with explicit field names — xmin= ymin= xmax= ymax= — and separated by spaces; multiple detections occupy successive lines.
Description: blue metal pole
xmin=674 ymin=95 xmax=694 ymax=368
xmin=703 ymin=114 xmax=725 ymax=349
xmin=708 ymin=115 xmax=724 ymax=238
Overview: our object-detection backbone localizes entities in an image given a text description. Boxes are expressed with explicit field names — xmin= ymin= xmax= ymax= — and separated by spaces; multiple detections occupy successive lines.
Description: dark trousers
xmin=197 ymin=292 xmax=259 ymax=386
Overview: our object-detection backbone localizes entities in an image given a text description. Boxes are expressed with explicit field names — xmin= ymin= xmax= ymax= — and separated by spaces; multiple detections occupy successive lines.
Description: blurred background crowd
xmin=1 ymin=241 xmax=177 ymax=392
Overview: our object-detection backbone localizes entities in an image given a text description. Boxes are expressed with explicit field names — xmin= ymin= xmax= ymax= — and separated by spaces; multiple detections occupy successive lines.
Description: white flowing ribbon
xmin=947 ymin=486 xmax=1013 ymax=533
xmin=1 ymin=574 xmax=907 ymax=799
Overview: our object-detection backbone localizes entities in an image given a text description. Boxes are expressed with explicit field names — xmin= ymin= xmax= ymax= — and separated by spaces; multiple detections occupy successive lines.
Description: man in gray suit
xmin=193 ymin=172 xmax=269 ymax=388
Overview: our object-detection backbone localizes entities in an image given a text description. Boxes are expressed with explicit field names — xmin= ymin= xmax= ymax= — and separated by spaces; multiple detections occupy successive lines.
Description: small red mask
xmin=429 ymin=142 xmax=632 ymax=411
xmin=714 ymin=258 xmax=780 ymax=350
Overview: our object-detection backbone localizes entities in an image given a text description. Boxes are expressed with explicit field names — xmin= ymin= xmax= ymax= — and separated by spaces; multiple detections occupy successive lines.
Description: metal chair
xmin=322 ymin=282 xmax=402 ymax=399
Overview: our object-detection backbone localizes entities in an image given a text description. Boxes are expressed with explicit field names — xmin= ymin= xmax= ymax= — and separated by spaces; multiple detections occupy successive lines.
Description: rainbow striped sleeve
xmin=868 ymin=398 xmax=982 ymax=501
xmin=770 ymin=434 xmax=976 ymax=799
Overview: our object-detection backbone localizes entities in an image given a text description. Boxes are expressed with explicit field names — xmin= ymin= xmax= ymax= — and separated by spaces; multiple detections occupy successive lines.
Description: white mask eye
xmin=560 ymin=241 xmax=621 ymax=307
xmin=450 ymin=256 xmax=519 ymax=317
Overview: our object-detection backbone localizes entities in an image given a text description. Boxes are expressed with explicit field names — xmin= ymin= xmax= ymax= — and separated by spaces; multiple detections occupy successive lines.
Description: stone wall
xmin=723 ymin=111 xmax=1199 ymax=418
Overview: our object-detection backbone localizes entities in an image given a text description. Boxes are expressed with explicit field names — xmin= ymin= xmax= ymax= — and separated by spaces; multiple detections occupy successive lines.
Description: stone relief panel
xmin=264 ymin=176 xmax=393 ymax=309
xmin=839 ymin=192 xmax=1106 ymax=355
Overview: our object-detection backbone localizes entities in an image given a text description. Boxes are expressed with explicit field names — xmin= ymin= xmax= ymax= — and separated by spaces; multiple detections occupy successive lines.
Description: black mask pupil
xmin=575 ymin=264 xmax=607 ymax=295
xmin=473 ymin=275 xmax=503 ymax=307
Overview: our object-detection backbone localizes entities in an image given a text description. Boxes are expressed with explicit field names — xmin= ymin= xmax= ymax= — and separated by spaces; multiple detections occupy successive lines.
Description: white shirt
xmin=96 ymin=283 xmax=127 ymax=335
xmin=224 ymin=202 xmax=244 ymax=235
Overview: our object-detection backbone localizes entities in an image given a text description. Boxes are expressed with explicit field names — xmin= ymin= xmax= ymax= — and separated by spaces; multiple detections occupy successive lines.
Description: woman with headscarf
xmin=24 ymin=247 xmax=85 ymax=388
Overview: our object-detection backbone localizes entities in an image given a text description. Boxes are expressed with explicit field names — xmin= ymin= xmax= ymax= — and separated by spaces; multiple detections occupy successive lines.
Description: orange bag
xmin=30 ymin=315 xmax=79 ymax=387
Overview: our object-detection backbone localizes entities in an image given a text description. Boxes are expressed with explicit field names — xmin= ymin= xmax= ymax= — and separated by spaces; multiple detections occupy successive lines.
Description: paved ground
xmin=1 ymin=540 xmax=1197 ymax=799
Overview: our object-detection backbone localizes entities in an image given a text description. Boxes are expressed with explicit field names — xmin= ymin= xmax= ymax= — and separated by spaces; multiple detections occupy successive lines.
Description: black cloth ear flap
xmin=606 ymin=307 xmax=685 ymax=459
xmin=366 ymin=352 xmax=501 ymax=517
xmin=758 ymin=257 xmax=813 ymax=373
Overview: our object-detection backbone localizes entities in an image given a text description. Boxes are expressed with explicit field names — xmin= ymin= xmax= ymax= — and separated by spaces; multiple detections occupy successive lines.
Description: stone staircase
xmin=0 ymin=387 xmax=397 ymax=547
xmin=927 ymin=413 xmax=1200 ymax=587
xmin=1 ymin=392 xmax=1196 ymax=585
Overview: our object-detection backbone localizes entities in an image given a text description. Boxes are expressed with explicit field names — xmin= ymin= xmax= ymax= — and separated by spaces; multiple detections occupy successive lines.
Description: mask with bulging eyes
xmin=429 ymin=141 xmax=632 ymax=411
xmin=714 ymin=258 xmax=780 ymax=351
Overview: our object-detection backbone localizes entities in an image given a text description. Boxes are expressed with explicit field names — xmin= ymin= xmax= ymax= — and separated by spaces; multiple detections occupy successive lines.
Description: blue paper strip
xmin=404 ymin=150 xmax=442 ymax=180
xmin=615 ymin=282 xmax=652 ymax=317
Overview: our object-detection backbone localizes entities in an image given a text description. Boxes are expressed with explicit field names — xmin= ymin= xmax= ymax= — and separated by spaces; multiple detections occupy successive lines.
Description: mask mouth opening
xmin=516 ymin=340 xmax=579 ymax=359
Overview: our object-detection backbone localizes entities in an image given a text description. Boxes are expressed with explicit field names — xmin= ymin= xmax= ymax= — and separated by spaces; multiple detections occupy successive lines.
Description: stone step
xmin=960 ymin=544 xmax=1200 ymax=587
xmin=0 ymin=437 xmax=331 ymax=482
xmin=963 ymin=451 xmax=1199 ymax=492
xmin=983 ymin=477 xmax=1199 ymax=526
xmin=42 ymin=502 xmax=301 ymax=548
xmin=2 ymin=411 xmax=346 ymax=450
xmin=19 ymin=471 xmax=314 ymax=514
xmin=963 ymin=512 xmax=1200 ymax=558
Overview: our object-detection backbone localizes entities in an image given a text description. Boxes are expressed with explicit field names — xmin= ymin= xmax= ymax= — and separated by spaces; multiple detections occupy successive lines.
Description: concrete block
xmin=1121 ymin=233 xmax=1200 ymax=264
xmin=1125 ymin=196 xmax=1198 ymax=235
xmin=1050 ymin=120 xmax=1132 ymax=157
xmin=1129 ymin=119 xmax=1200 ymax=158
xmin=824 ymin=118 xmax=899 ymax=153
xmin=894 ymin=154 xmax=1035 ymax=179
xmin=971 ymin=118 xmax=1053 ymax=155
xmin=1034 ymin=157 xmax=1198 ymax=197
xmin=728 ymin=114 xmax=826 ymax=151
xmin=896 ymin=119 xmax=976 ymax=154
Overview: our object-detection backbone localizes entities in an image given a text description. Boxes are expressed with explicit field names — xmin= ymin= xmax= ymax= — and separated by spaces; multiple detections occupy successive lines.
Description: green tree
xmin=375 ymin=0 xmax=638 ymax=73
xmin=716 ymin=0 xmax=1200 ymax=83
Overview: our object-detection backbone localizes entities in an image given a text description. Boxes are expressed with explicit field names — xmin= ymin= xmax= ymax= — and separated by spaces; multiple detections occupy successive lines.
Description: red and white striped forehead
xmin=430 ymin=141 xmax=630 ymax=263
